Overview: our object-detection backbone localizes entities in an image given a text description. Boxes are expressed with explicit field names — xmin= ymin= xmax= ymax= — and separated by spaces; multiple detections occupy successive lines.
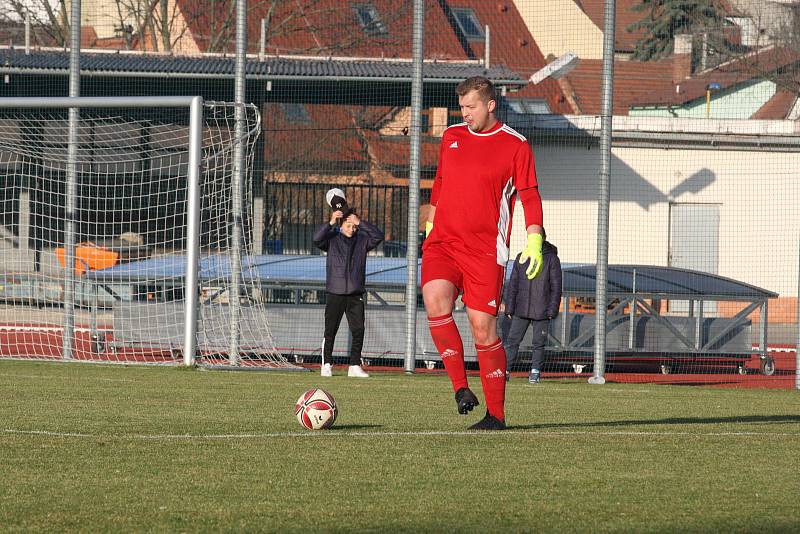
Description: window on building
xmin=507 ymin=99 xmax=551 ymax=115
xmin=452 ymin=8 xmax=483 ymax=40
xmin=354 ymin=4 xmax=387 ymax=36
xmin=280 ymin=103 xmax=311 ymax=123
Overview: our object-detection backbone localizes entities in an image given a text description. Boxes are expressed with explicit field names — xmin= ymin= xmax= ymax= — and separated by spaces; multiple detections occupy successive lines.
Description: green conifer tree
xmin=628 ymin=0 xmax=723 ymax=61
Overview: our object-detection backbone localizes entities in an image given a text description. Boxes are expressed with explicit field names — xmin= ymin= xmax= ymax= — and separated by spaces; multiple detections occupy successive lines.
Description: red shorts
xmin=421 ymin=242 xmax=505 ymax=315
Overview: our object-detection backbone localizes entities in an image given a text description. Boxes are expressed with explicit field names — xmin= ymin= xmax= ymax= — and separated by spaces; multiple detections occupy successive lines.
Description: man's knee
xmin=467 ymin=309 xmax=498 ymax=344
xmin=474 ymin=333 xmax=497 ymax=346
xmin=471 ymin=325 xmax=497 ymax=345
xmin=422 ymin=280 xmax=456 ymax=316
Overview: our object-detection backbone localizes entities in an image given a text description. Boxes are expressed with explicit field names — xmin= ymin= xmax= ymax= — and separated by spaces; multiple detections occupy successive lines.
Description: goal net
xmin=0 ymin=97 xmax=297 ymax=369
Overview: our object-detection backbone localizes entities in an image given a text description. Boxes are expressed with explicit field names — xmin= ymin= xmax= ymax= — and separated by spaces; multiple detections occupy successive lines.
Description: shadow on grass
xmin=511 ymin=414 xmax=800 ymax=431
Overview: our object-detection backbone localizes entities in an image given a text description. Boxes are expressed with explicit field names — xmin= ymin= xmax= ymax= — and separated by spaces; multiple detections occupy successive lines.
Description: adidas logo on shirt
xmin=487 ymin=299 xmax=496 ymax=307
xmin=449 ymin=141 xmax=458 ymax=149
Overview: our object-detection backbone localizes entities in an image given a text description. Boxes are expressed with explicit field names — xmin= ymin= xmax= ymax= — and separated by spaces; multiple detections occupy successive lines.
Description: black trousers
xmin=322 ymin=292 xmax=365 ymax=366
xmin=503 ymin=316 xmax=549 ymax=372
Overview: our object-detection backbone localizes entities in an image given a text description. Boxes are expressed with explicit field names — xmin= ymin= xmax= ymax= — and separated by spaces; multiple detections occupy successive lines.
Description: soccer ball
xmin=295 ymin=388 xmax=338 ymax=430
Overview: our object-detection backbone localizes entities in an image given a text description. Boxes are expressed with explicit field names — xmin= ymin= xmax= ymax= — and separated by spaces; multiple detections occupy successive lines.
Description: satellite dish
xmin=529 ymin=52 xmax=580 ymax=85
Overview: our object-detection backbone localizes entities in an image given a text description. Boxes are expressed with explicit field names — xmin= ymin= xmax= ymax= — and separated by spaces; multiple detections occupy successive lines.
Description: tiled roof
xmin=630 ymin=46 xmax=800 ymax=107
xmin=715 ymin=0 xmax=746 ymax=17
xmin=750 ymin=89 xmax=798 ymax=120
xmin=176 ymin=0 xmax=467 ymax=60
xmin=448 ymin=0 xmax=572 ymax=114
xmin=365 ymin=131 xmax=440 ymax=170
xmin=262 ymin=103 xmax=374 ymax=170
xmin=0 ymin=48 xmax=525 ymax=85
xmin=262 ymin=103 xmax=441 ymax=173
xmin=563 ymin=58 xmax=675 ymax=115
xmin=172 ymin=0 xmax=569 ymax=111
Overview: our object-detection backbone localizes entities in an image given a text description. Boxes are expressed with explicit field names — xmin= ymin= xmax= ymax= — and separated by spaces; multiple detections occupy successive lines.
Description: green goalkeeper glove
xmin=519 ymin=233 xmax=544 ymax=280
xmin=425 ymin=221 xmax=434 ymax=238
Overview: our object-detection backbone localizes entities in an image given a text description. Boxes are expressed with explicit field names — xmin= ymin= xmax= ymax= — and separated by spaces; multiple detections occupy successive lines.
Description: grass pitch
xmin=1 ymin=360 xmax=799 ymax=533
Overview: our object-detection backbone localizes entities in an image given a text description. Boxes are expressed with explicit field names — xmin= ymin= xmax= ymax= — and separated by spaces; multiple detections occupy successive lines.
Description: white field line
xmin=0 ymin=372 xmax=135 ymax=382
xmin=3 ymin=428 xmax=798 ymax=440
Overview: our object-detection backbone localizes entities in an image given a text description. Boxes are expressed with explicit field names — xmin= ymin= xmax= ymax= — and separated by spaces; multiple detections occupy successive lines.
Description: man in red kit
xmin=422 ymin=76 xmax=544 ymax=430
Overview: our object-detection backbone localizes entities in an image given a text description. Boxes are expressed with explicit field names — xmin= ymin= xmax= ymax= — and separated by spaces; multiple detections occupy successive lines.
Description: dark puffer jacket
xmin=503 ymin=241 xmax=562 ymax=320
xmin=313 ymin=219 xmax=384 ymax=295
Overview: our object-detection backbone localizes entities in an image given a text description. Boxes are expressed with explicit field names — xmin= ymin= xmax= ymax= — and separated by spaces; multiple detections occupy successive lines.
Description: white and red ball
xmin=294 ymin=388 xmax=338 ymax=430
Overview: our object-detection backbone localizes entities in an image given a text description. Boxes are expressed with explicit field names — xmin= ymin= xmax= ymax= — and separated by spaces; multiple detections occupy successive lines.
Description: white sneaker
xmin=320 ymin=363 xmax=332 ymax=377
xmin=347 ymin=365 xmax=369 ymax=378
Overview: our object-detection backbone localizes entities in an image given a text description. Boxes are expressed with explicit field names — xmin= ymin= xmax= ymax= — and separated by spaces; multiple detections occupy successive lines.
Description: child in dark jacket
xmin=502 ymin=232 xmax=562 ymax=384
xmin=313 ymin=208 xmax=384 ymax=378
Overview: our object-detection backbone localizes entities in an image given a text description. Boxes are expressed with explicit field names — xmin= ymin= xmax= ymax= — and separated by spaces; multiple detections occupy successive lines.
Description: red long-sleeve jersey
xmin=425 ymin=121 xmax=542 ymax=265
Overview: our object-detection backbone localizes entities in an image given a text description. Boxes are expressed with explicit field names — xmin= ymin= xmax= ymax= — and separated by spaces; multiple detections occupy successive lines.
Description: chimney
xmin=673 ymin=34 xmax=693 ymax=83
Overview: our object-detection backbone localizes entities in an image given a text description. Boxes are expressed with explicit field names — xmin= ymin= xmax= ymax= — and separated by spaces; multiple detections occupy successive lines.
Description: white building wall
xmin=511 ymin=138 xmax=800 ymax=297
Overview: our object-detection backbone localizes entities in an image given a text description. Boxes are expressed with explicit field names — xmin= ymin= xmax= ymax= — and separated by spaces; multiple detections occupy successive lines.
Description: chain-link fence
xmin=0 ymin=0 xmax=797 ymax=388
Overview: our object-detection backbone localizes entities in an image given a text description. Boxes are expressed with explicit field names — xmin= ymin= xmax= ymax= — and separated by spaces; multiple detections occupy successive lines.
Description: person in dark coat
xmin=502 ymin=230 xmax=562 ymax=384
xmin=313 ymin=207 xmax=384 ymax=378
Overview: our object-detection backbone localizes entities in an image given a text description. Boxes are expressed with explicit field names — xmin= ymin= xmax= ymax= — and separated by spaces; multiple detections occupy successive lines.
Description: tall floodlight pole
xmin=229 ymin=0 xmax=248 ymax=365
xmin=589 ymin=0 xmax=617 ymax=385
xmin=404 ymin=0 xmax=425 ymax=373
xmin=62 ymin=0 xmax=81 ymax=360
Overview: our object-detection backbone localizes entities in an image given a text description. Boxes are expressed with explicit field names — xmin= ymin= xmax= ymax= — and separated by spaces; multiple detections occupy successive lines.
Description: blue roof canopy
xmin=87 ymin=254 xmax=777 ymax=299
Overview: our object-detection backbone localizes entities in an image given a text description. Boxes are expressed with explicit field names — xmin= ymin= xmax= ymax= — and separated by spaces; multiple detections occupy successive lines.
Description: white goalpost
xmin=0 ymin=96 xmax=298 ymax=370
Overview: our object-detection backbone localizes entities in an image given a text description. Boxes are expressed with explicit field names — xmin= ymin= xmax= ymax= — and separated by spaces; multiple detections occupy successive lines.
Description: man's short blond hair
xmin=456 ymin=76 xmax=497 ymax=103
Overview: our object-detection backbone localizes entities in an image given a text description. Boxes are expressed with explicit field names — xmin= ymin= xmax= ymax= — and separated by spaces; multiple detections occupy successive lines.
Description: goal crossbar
xmin=0 ymin=96 xmax=202 ymax=109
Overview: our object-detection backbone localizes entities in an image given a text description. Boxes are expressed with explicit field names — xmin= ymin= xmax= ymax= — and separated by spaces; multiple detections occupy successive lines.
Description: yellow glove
xmin=519 ymin=233 xmax=543 ymax=280
xmin=425 ymin=221 xmax=434 ymax=238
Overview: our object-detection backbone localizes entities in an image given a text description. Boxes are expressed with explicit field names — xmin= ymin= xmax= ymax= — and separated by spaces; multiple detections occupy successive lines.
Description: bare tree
xmin=159 ymin=0 xmax=168 ymax=51
xmin=705 ymin=1 xmax=800 ymax=95
xmin=0 ymin=0 xmax=69 ymax=46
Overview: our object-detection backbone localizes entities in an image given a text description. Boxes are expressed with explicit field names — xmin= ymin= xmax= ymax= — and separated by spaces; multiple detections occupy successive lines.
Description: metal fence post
xmin=404 ymin=0 xmax=425 ymax=374
xmin=228 ymin=0 xmax=248 ymax=366
xmin=589 ymin=0 xmax=617 ymax=385
xmin=62 ymin=0 xmax=82 ymax=360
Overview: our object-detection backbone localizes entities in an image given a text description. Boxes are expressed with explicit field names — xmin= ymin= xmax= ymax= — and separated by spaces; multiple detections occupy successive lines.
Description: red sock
xmin=476 ymin=340 xmax=507 ymax=421
xmin=428 ymin=314 xmax=467 ymax=392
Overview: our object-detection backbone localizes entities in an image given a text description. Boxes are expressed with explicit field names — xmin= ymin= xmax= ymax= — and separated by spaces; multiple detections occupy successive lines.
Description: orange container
xmin=56 ymin=243 xmax=120 ymax=276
